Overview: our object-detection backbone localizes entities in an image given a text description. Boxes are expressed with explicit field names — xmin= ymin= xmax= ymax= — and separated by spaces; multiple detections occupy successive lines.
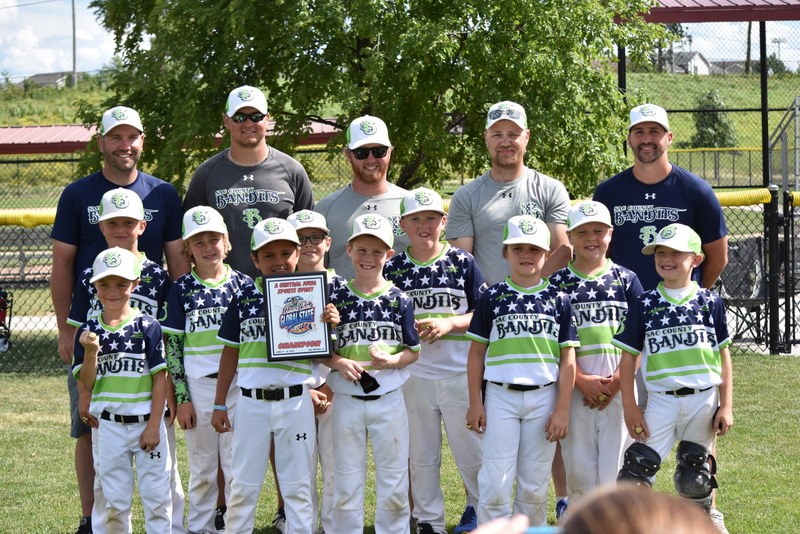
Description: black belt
xmin=663 ymin=386 xmax=713 ymax=397
xmin=205 ymin=372 xmax=219 ymax=379
xmin=352 ymin=394 xmax=382 ymax=401
xmin=101 ymin=410 xmax=150 ymax=424
xmin=490 ymin=381 xmax=554 ymax=392
xmin=241 ymin=385 xmax=304 ymax=401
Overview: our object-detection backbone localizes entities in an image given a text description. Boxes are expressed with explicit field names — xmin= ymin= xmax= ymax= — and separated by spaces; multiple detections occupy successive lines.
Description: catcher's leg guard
xmin=673 ymin=440 xmax=718 ymax=510
xmin=617 ymin=442 xmax=661 ymax=487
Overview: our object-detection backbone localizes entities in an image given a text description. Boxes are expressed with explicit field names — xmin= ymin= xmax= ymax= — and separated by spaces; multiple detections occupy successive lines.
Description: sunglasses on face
xmin=231 ymin=111 xmax=266 ymax=123
xmin=298 ymin=234 xmax=327 ymax=245
xmin=351 ymin=146 xmax=389 ymax=160
xmin=488 ymin=108 xmax=523 ymax=121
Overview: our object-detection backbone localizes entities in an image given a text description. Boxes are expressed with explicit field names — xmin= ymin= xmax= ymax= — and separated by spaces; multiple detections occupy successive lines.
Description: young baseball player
xmin=287 ymin=209 xmax=345 ymax=534
xmin=210 ymin=218 xmax=336 ymax=534
xmin=383 ymin=188 xmax=485 ymax=534
xmin=465 ymin=215 xmax=578 ymax=527
xmin=72 ymin=247 xmax=172 ymax=533
xmin=550 ymin=201 xmax=643 ymax=503
xmin=326 ymin=214 xmax=421 ymax=534
xmin=615 ymin=223 xmax=733 ymax=515
xmin=160 ymin=206 xmax=252 ymax=534
xmin=67 ymin=188 xmax=184 ymax=534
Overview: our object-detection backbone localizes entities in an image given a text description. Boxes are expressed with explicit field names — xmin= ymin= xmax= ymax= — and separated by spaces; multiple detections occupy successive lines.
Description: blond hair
xmin=181 ymin=232 xmax=232 ymax=266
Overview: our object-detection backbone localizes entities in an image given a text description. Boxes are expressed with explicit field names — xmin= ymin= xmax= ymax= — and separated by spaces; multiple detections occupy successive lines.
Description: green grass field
xmin=1 ymin=350 xmax=799 ymax=533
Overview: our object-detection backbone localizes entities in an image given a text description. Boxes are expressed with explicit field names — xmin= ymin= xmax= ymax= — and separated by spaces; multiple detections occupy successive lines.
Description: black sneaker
xmin=215 ymin=505 xmax=227 ymax=531
xmin=416 ymin=522 xmax=437 ymax=534
xmin=74 ymin=516 xmax=92 ymax=534
xmin=271 ymin=506 xmax=286 ymax=533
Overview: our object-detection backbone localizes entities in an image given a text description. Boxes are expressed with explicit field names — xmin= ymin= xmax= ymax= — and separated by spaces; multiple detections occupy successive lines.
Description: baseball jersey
xmin=467 ymin=278 xmax=579 ymax=386
xmin=72 ymin=309 xmax=167 ymax=417
xmin=160 ymin=265 xmax=252 ymax=379
xmin=384 ymin=244 xmax=486 ymax=379
xmin=184 ymin=147 xmax=315 ymax=279
xmin=51 ymin=170 xmax=183 ymax=278
xmin=314 ymin=184 xmax=411 ymax=280
xmin=446 ymin=167 xmax=570 ymax=285
xmin=593 ymin=165 xmax=728 ymax=291
xmin=327 ymin=281 xmax=421 ymax=396
xmin=217 ymin=277 xmax=318 ymax=389
xmin=612 ymin=283 xmax=731 ymax=393
xmin=67 ymin=254 xmax=170 ymax=328
xmin=551 ymin=260 xmax=643 ymax=377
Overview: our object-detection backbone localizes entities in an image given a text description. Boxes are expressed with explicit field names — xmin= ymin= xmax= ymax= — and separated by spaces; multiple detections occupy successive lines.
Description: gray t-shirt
xmin=184 ymin=147 xmax=314 ymax=279
xmin=315 ymin=183 xmax=410 ymax=280
xmin=447 ymin=167 xmax=570 ymax=285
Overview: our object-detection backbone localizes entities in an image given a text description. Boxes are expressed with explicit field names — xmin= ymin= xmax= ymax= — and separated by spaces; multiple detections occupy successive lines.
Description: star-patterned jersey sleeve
xmin=467 ymin=278 xmax=578 ymax=386
xmin=72 ymin=310 xmax=167 ymax=417
xmin=613 ymin=283 xmax=731 ymax=392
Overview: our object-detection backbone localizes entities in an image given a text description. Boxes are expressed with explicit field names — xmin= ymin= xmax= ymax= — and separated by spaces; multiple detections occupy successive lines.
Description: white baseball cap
xmin=486 ymin=101 xmax=528 ymax=130
xmin=182 ymin=206 xmax=228 ymax=240
xmin=251 ymin=218 xmax=300 ymax=251
xmin=226 ymin=85 xmax=268 ymax=116
xmin=629 ymin=103 xmax=670 ymax=131
xmin=349 ymin=214 xmax=394 ymax=248
xmin=346 ymin=115 xmax=392 ymax=149
xmin=400 ymin=188 xmax=447 ymax=217
xmin=97 ymin=188 xmax=145 ymax=222
xmin=100 ymin=106 xmax=143 ymax=135
xmin=642 ymin=223 xmax=703 ymax=256
xmin=90 ymin=247 xmax=141 ymax=283
xmin=502 ymin=215 xmax=550 ymax=250
xmin=567 ymin=201 xmax=612 ymax=231
xmin=287 ymin=210 xmax=330 ymax=234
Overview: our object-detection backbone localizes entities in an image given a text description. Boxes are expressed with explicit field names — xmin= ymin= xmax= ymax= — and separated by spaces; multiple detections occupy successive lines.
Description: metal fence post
xmin=767 ymin=184 xmax=782 ymax=354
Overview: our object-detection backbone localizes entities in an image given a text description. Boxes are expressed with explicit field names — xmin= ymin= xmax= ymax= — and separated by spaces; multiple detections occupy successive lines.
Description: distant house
xmin=710 ymin=61 xmax=748 ymax=75
xmin=669 ymin=51 xmax=712 ymax=75
xmin=22 ymin=72 xmax=74 ymax=88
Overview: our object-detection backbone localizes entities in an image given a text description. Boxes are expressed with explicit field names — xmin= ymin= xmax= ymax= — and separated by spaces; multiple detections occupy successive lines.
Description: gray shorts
xmin=68 ymin=370 xmax=91 ymax=438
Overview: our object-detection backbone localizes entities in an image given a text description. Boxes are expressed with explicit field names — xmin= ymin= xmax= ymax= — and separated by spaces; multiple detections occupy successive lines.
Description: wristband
xmin=213 ymin=404 xmax=227 ymax=411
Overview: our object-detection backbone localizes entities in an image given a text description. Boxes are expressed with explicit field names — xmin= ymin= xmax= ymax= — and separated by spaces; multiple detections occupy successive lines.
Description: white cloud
xmin=684 ymin=21 xmax=800 ymax=70
xmin=0 ymin=0 xmax=115 ymax=81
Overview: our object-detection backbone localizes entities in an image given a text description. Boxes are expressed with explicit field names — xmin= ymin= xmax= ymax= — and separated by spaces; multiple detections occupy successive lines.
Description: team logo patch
xmin=361 ymin=214 xmax=382 ymax=229
xmin=520 ymin=201 xmax=543 ymax=219
xmin=639 ymin=104 xmax=657 ymax=117
xmin=111 ymin=108 xmax=128 ymax=120
xmin=579 ymin=203 xmax=597 ymax=216
xmin=238 ymin=88 xmax=254 ymax=101
xmin=660 ymin=225 xmax=677 ymax=239
xmin=102 ymin=250 xmax=122 ymax=268
xmin=279 ymin=296 xmax=316 ymax=335
xmin=111 ymin=192 xmax=130 ymax=209
xmin=265 ymin=220 xmax=284 ymax=234
xmin=296 ymin=211 xmax=314 ymax=223
xmin=360 ymin=120 xmax=377 ymax=136
xmin=414 ymin=190 xmax=433 ymax=206
xmin=518 ymin=219 xmax=537 ymax=235
xmin=192 ymin=209 xmax=210 ymax=225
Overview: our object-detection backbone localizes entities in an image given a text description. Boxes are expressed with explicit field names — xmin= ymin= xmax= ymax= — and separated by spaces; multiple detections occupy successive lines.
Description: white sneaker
xmin=709 ymin=507 xmax=729 ymax=534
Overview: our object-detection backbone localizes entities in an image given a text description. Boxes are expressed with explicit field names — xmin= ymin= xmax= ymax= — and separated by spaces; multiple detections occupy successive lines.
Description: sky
xmin=1 ymin=1 xmax=799 ymax=81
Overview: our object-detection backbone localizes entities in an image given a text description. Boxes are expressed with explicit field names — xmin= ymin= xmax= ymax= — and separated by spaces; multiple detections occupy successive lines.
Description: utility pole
xmin=72 ymin=0 xmax=77 ymax=88
xmin=772 ymin=37 xmax=787 ymax=61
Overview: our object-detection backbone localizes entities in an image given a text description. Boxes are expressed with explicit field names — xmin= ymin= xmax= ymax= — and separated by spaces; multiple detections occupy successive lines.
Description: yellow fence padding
xmin=0 ymin=208 xmax=57 ymax=228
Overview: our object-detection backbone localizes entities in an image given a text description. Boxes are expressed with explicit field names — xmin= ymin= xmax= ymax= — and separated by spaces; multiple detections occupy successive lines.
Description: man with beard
xmin=314 ymin=115 xmax=410 ymax=280
xmin=51 ymin=106 xmax=187 ymax=534
xmin=184 ymin=85 xmax=314 ymax=280
xmin=593 ymin=103 xmax=728 ymax=291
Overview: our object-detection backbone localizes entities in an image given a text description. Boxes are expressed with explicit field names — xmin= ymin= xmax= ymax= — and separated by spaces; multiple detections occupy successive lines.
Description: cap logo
xmin=296 ymin=211 xmax=314 ymax=223
xmin=111 ymin=108 xmax=128 ymax=120
xmin=640 ymin=105 xmax=657 ymax=117
xmin=414 ymin=190 xmax=433 ymax=206
xmin=660 ymin=225 xmax=677 ymax=239
xmin=111 ymin=192 xmax=130 ymax=209
xmin=192 ymin=210 xmax=210 ymax=225
xmin=102 ymin=250 xmax=122 ymax=268
xmin=238 ymin=88 xmax=254 ymax=102
xmin=359 ymin=120 xmax=377 ymax=136
xmin=265 ymin=220 xmax=284 ymax=234
xmin=519 ymin=219 xmax=537 ymax=235
xmin=579 ymin=203 xmax=597 ymax=216
xmin=362 ymin=215 xmax=382 ymax=229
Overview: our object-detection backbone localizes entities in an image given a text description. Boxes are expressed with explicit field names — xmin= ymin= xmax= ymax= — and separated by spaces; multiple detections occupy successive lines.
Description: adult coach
xmin=183 ymin=85 xmax=314 ymax=280
xmin=447 ymin=101 xmax=572 ymax=285
xmin=593 ymin=103 xmax=729 ymax=534
xmin=593 ymin=103 xmax=728 ymax=291
xmin=314 ymin=115 xmax=410 ymax=280
xmin=51 ymin=106 xmax=187 ymax=534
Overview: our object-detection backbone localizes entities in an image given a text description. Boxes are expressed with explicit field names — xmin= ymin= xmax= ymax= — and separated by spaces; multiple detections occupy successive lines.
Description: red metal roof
xmin=0 ymin=120 xmax=340 ymax=155
xmin=649 ymin=0 xmax=800 ymax=23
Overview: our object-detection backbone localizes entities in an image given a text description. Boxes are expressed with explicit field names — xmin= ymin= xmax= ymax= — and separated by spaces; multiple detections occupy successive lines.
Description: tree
xmin=689 ymin=90 xmax=737 ymax=149
xmin=84 ymin=0 xmax=663 ymax=196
